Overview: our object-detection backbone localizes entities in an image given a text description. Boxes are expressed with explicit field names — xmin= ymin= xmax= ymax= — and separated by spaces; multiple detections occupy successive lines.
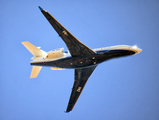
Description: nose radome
xmin=135 ymin=48 xmax=142 ymax=54
xmin=132 ymin=45 xmax=142 ymax=54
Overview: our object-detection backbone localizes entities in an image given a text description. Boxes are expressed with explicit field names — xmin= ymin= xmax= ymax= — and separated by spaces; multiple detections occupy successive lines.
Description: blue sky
xmin=1 ymin=0 xmax=159 ymax=120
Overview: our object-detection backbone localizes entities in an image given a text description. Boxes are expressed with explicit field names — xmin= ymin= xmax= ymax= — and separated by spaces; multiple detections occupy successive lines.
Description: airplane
xmin=22 ymin=6 xmax=142 ymax=113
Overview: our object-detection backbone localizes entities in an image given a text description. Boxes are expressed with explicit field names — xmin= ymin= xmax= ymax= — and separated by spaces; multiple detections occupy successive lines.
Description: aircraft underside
xmin=22 ymin=6 xmax=141 ymax=112
xmin=31 ymin=50 xmax=135 ymax=69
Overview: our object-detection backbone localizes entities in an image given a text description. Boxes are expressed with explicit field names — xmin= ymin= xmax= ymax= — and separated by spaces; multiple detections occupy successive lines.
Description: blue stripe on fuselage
xmin=95 ymin=50 xmax=109 ymax=54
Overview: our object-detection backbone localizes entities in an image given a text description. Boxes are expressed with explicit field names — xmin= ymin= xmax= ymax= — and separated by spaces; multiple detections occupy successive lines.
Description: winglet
xmin=38 ymin=6 xmax=44 ymax=12
xmin=64 ymin=111 xmax=71 ymax=113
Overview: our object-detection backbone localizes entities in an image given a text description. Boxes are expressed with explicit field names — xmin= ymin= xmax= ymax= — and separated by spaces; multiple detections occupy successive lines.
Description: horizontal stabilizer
xmin=22 ymin=41 xmax=47 ymax=57
xmin=51 ymin=67 xmax=64 ymax=70
xmin=30 ymin=66 xmax=42 ymax=78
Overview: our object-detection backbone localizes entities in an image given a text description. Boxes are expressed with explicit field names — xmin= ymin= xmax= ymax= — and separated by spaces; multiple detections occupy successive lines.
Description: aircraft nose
xmin=137 ymin=48 xmax=142 ymax=53
xmin=135 ymin=48 xmax=142 ymax=54
xmin=132 ymin=45 xmax=142 ymax=54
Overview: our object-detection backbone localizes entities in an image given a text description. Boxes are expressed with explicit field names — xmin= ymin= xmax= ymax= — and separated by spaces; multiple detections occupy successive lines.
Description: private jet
xmin=22 ymin=6 xmax=142 ymax=112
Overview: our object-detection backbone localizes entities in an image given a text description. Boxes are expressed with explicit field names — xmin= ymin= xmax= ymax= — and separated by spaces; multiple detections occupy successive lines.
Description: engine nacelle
xmin=46 ymin=48 xmax=64 ymax=59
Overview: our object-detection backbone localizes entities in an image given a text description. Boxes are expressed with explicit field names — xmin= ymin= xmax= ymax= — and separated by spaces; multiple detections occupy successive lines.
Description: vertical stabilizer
xmin=30 ymin=66 xmax=42 ymax=78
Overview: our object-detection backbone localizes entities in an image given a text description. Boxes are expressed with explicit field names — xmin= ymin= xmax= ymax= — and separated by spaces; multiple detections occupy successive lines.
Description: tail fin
xmin=21 ymin=41 xmax=47 ymax=57
xmin=30 ymin=66 xmax=42 ymax=78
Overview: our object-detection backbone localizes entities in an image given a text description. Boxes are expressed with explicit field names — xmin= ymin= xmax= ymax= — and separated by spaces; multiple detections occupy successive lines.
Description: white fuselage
xmin=30 ymin=45 xmax=142 ymax=63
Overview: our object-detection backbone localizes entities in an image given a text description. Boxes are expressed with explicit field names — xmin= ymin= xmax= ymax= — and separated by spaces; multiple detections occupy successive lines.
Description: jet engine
xmin=46 ymin=48 xmax=64 ymax=59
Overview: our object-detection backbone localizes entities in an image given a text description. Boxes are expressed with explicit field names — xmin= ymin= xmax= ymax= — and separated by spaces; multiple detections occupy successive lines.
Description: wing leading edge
xmin=38 ymin=6 xmax=96 ymax=57
xmin=66 ymin=65 xmax=97 ymax=112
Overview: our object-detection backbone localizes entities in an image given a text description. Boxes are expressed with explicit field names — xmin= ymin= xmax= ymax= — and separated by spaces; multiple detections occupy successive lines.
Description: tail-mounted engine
xmin=46 ymin=48 xmax=64 ymax=59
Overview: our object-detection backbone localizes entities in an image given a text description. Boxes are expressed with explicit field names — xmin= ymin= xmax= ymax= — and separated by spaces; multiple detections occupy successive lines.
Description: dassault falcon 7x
xmin=22 ymin=6 xmax=142 ymax=112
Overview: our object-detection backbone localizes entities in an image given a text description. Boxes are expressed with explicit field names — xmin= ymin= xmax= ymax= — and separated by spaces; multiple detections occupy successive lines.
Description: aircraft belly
xmin=31 ymin=55 xmax=104 ymax=68
xmin=31 ymin=50 xmax=135 ymax=68
xmin=43 ymin=56 xmax=99 ymax=68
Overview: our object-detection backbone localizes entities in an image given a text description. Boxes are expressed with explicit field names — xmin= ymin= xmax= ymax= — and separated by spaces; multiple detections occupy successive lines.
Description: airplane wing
xmin=66 ymin=65 xmax=97 ymax=112
xmin=39 ymin=6 xmax=96 ymax=57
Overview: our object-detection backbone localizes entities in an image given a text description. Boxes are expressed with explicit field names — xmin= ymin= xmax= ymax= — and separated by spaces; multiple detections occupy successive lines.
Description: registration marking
xmin=77 ymin=87 xmax=82 ymax=92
